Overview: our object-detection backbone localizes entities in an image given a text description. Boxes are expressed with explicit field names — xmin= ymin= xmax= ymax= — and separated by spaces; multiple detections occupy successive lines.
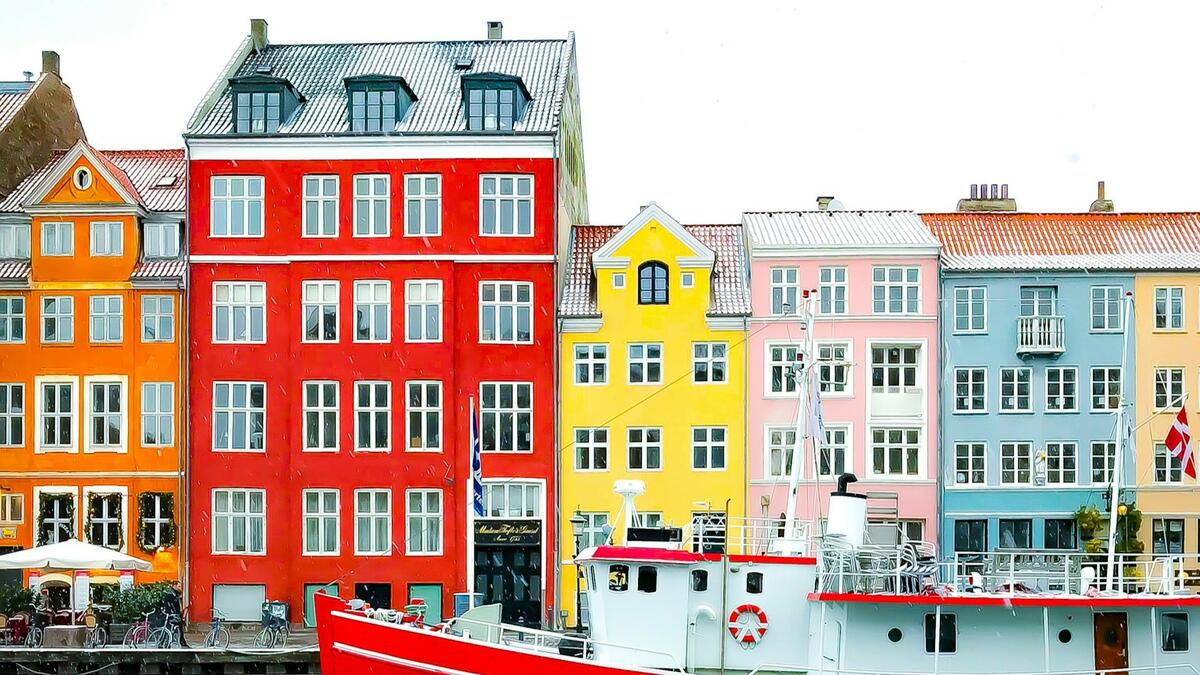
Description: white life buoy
xmin=727 ymin=603 xmax=768 ymax=646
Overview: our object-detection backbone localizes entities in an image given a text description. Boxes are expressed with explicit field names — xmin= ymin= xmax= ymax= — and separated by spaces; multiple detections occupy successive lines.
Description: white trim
xmin=561 ymin=317 xmax=603 ymax=333
xmin=478 ymin=280 xmax=533 ymax=345
xmin=212 ymin=281 xmax=267 ymax=344
xmin=863 ymin=424 xmax=926 ymax=480
xmin=353 ymin=380 xmax=393 ymax=453
xmin=763 ymin=422 xmax=801 ymax=480
xmin=82 ymin=375 xmax=128 ymax=454
xmin=705 ymin=316 xmax=746 ymax=330
xmin=864 ymin=337 xmax=929 ymax=424
xmin=21 ymin=142 xmax=140 ymax=209
xmin=81 ymin=485 xmax=129 ymax=554
xmin=749 ymin=314 xmax=938 ymax=323
xmin=476 ymin=477 xmax=549 ymax=601
xmin=34 ymin=375 xmax=79 ymax=454
xmin=763 ymin=340 xmax=804 ymax=399
xmin=353 ymin=487 xmax=393 ymax=556
xmin=211 ymin=381 xmax=267 ymax=453
xmin=301 ymin=380 xmax=340 ymax=453
xmin=815 ymin=338 xmax=854 ymax=399
xmin=950 ymin=440 xmax=989 ymax=487
xmin=0 ymin=471 xmax=181 ymax=478
xmin=479 ymin=174 xmax=535 ymax=238
xmin=301 ymin=280 xmax=340 ymax=344
xmin=185 ymin=135 xmax=556 ymax=161
xmin=404 ymin=380 xmax=443 ymax=453
xmin=211 ymin=487 xmax=267 ymax=556
xmin=301 ymin=174 xmax=340 ymax=239
xmin=352 ymin=174 xmax=391 ymax=238
xmin=478 ymin=382 xmax=534 ymax=454
xmin=750 ymin=245 xmax=941 ymax=259
xmin=818 ymin=422 xmax=855 ymax=478
xmin=190 ymin=253 xmax=556 ymax=264
xmin=592 ymin=202 xmax=715 ymax=267
xmin=403 ymin=173 xmax=443 ymax=238
xmin=301 ymin=488 xmax=341 ymax=557
xmin=404 ymin=279 xmax=443 ymax=344
xmin=404 ymin=487 xmax=445 ymax=556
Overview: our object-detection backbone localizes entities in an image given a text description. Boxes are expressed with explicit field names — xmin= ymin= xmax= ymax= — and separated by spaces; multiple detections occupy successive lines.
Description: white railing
xmin=817 ymin=540 xmax=953 ymax=594
xmin=681 ymin=516 xmax=813 ymax=557
xmin=950 ymin=551 xmax=1200 ymax=595
xmin=1016 ymin=315 xmax=1065 ymax=354
xmin=748 ymin=663 xmax=1200 ymax=675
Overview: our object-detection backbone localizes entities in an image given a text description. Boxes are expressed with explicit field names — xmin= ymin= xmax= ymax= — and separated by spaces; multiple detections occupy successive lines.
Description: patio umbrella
xmin=0 ymin=539 xmax=151 ymax=571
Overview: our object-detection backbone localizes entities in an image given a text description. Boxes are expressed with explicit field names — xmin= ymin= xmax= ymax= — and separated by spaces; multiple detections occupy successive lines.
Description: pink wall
xmin=746 ymin=255 xmax=940 ymax=542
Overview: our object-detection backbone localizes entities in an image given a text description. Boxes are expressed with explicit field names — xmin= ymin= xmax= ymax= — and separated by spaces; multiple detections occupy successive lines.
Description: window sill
xmin=405 ymin=448 xmax=443 ymax=454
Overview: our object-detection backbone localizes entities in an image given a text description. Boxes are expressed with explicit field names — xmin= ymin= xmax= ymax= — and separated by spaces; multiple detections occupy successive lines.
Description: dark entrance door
xmin=1093 ymin=612 xmax=1128 ymax=675
xmin=0 ymin=547 xmax=20 ymax=589
xmin=474 ymin=519 xmax=541 ymax=627
xmin=353 ymin=582 xmax=392 ymax=610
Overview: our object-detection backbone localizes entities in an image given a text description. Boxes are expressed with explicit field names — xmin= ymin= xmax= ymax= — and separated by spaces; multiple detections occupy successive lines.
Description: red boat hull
xmin=314 ymin=593 xmax=656 ymax=675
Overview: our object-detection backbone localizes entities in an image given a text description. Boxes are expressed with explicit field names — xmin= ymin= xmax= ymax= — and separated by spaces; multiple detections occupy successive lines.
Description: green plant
xmin=111 ymin=583 xmax=171 ymax=623
xmin=1074 ymin=505 xmax=1103 ymax=535
xmin=1085 ymin=538 xmax=1105 ymax=554
xmin=0 ymin=585 xmax=34 ymax=616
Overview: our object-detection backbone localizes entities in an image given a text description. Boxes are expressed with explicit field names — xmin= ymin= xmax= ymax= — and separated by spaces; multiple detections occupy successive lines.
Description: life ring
xmin=727 ymin=604 xmax=768 ymax=646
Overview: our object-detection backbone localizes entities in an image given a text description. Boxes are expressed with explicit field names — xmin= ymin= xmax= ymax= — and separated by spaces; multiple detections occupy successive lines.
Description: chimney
xmin=487 ymin=21 xmax=503 ymax=40
xmin=41 ymin=51 xmax=60 ymax=78
xmin=251 ymin=19 xmax=269 ymax=52
xmin=1089 ymin=180 xmax=1115 ymax=213
xmin=956 ymin=182 xmax=1017 ymax=212
xmin=816 ymin=196 xmax=835 ymax=211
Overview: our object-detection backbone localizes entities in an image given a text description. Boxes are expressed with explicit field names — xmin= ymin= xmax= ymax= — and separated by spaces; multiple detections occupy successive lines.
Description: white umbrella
xmin=0 ymin=538 xmax=151 ymax=571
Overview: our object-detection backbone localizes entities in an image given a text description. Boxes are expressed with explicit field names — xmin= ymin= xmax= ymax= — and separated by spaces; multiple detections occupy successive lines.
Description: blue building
xmin=925 ymin=207 xmax=1136 ymax=561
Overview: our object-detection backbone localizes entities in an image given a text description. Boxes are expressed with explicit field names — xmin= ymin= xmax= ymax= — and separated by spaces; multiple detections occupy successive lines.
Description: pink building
xmin=742 ymin=210 xmax=941 ymax=544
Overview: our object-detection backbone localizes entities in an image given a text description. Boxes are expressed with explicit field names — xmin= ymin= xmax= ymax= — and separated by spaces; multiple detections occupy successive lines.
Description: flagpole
xmin=1104 ymin=292 xmax=1134 ymax=591
xmin=467 ymin=396 xmax=477 ymax=609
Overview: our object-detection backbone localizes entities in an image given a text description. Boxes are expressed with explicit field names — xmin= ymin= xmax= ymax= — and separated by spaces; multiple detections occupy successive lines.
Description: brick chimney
xmin=251 ymin=19 xmax=269 ymax=52
xmin=41 ymin=51 xmax=60 ymax=78
xmin=1089 ymin=181 xmax=1114 ymax=212
xmin=956 ymin=182 xmax=1017 ymax=212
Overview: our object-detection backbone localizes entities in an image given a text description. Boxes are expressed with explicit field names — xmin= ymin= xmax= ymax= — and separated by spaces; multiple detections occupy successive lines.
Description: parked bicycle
xmin=253 ymin=601 xmax=289 ymax=648
xmin=23 ymin=603 xmax=50 ymax=648
xmin=122 ymin=611 xmax=152 ymax=647
xmin=147 ymin=613 xmax=182 ymax=649
xmin=83 ymin=610 xmax=107 ymax=649
xmin=201 ymin=607 xmax=230 ymax=649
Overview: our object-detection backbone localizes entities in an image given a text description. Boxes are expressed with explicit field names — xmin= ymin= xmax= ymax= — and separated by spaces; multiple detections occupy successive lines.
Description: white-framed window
xmin=680 ymin=271 xmax=695 ymax=288
xmin=767 ymin=343 xmax=802 ymax=395
xmin=954 ymin=442 xmax=985 ymax=485
xmin=818 ymin=266 xmax=847 ymax=315
xmin=354 ymin=488 xmax=391 ymax=555
xmin=0 ymin=493 xmax=24 ymax=524
xmin=212 ymin=282 xmax=265 ymax=343
xmin=302 ymin=281 xmax=339 ymax=343
xmin=144 ymin=221 xmax=179 ymax=258
xmin=1090 ymin=367 xmax=1121 ymax=411
xmin=303 ymin=381 xmax=339 ymax=452
xmin=482 ymin=482 xmax=542 ymax=518
xmin=954 ymin=368 xmax=987 ymax=413
xmin=0 ymin=297 xmax=23 ymax=343
xmin=41 ymin=296 xmax=73 ymax=344
xmin=1045 ymin=442 xmax=1077 ymax=485
xmin=405 ymin=280 xmax=442 ymax=343
xmin=627 ymin=427 xmax=662 ymax=470
xmin=819 ymin=426 xmax=848 ymax=477
xmin=871 ymin=345 xmax=919 ymax=393
xmin=41 ymin=222 xmax=73 ymax=256
xmin=691 ymin=426 xmax=726 ymax=470
xmin=624 ymin=343 xmax=663 ymax=385
xmin=1091 ymin=286 xmax=1123 ymax=332
xmin=1000 ymin=442 xmax=1033 ymax=484
xmin=612 ymin=273 xmax=626 ymax=289
xmin=406 ymin=489 xmax=443 ymax=555
xmin=871 ymin=428 xmax=920 ymax=477
xmin=354 ymin=381 xmax=391 ymax=452
xmin=573 ymin=344 xmax=608 ymax=385
xmin=140 ymin=295 xmax=174 ymax=343
xmin=405 ymin=174 xmax=441 ymax=236
xmin=406 ymin=381 xmax=441 ymax=452
xmin=85 ymin=491 xmax=124 ymax=550
xmin=89 ymin=221 xmax=122 ymax=256
xmin=578 ymin=512 xmax=610 ymax=549
xmin=141 ymin=492 xmax=175 ymax=551
xmin=89 ymin=296 xmax=122 ymax=343
xmin=38 ymin=379 xmax=76 ymax=452
xmin=479 ymin=281 xmax=532 ymax=343
xmin=141 ymin=382 xmax=174 ymax=447
xmin=480 ymin=382 xmax=532 ymax=452
xmin=0 ymin=383 xmax=24 ymax=447
xmin=480 ymin=175 xmax=533 ymax=236
xmin=212 ymin=488 xmax=266 ymax=554
xmin=1045 ymin=367 xmax=1078 ymax=412
xmin=573 ymin=427 xmax=608 ymax=471
xmin=765 ymin=427 xmax=797 ymax=479
xmin=1154 ymin=443 xmax=1183 ymax=483
xmin=770 ymin=267 xmax=799 ymax=315
xmin=817 ymin=342 xmax=850 ymax=395
xmin=1092 ymin=441 xmax=1116 ymax=484
xmin=692 ymin=342 xmax=727 ymax=383
xmin=1154 ymin=367 xmax=1185 ymax=409
xmin=210 ymin=176 xmax=264 ymax=237
xmin=85 ymin=380 xmax=124 ymax=452
xmin=1155 ymin=287 xmax=1184 ymax=330
xmin=212 ymin=382 xmax=266 ymax=452
xmin=999 ymin=367 xmax=1032 ymax=412
xmin=36 ymin=491 xmax=75 ymax=544
xmin=302 ymin=175 xmax=339 ymax=237
xmin=0 ymin=222 xmax=30 ymax=258
xmin=354 ymin=280 xmax=391 ymax=342
xmin=953 ymin=287 xmax=986 ymax=333
xmin=302 ymin=489 xmax=339 ymax=555
xmin=872 ymin=266 xmax=920 ymax=314
xmin=353 ymin=174 xmax=390 ymax=237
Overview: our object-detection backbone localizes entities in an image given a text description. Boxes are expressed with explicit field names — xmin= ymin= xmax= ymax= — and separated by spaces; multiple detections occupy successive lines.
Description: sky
xmin=2 ymin=0 xmax=1198 ymax=223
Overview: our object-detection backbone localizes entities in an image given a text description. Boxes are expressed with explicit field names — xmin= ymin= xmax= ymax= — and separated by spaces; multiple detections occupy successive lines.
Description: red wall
xmin=187 ymin=157 xmax=558 ymax=624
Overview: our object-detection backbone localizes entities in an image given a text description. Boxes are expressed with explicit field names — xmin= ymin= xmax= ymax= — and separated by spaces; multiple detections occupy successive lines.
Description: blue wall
xmin=939 ymin=271 xmax=1135 ymax=557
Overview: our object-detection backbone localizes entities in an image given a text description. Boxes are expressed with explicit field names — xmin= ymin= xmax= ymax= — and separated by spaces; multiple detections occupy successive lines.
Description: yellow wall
xmin=1133 ymin=273 xmax=1200 ymax=559
xmin=559 ymin=217 xmax=745 ymax=625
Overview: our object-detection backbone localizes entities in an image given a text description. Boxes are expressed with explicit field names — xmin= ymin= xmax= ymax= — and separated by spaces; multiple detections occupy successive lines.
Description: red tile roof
xmin=0 ymin=146 xmax=185 ymax=213
xmin=922 ymin=212 xmax=1200 ymax=271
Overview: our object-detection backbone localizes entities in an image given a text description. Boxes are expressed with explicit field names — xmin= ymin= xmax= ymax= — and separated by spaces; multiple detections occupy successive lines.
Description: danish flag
xmin=1164 ymin=407 xmax=1197 ymax=479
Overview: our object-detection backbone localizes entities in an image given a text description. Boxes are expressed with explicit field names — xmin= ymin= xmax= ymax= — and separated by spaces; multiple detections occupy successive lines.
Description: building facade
xmin=0 ymin=142 xmax=186 ymax=595
xmin=558 ymin=204 xmax=749 ymax=626
xmin=743 ymin=210 xmax=941 ymax=545
xmin=183 ymin=20 xmax=586 ymax=628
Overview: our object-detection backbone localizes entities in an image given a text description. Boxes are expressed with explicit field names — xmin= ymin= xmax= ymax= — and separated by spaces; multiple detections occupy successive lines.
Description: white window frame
xmin=870 ymin=427 xmax=922 ymax=478
xmin=627 ymin=427 xmax=663 ymax=471
xmin=302 ymin=488 xmax=340 ymax=556
xmin=302 ymin=280 xmax=339 ymax=343
xmin=211 ymin=381 xmax=266 ymax=453
xmin=1092 ymin=441 xmax=1116 ymax=484
xmin=140 ymin=295 xmax=174 ymax=343
xmin=353 ymin=488 xmax=392 ymax=556
xmin=573 ymin=344 xmax=608 ymax=385
xmin=35 ymin=376 xmax=78 ymax=454
xmin=628 ymin=343 xmax=663 ymax=385
xmin=818 ymin=266 xmax=847 ymax=315
xmin=1154 ymin=443 xmax=1184 ymax=484
xmin=479 ymin=281 xmax=533 ymax=344
xmin=140 ymin=382 xmax=174 ymax=448
xmin=479 ymin=382 xmax=533 ymax=453
xmin=764 ymin=426 xmax=797 ymax=480
xmin=41 ymin=296 xmax=73 ymax=344
xmin=211 ymin=488 xmax=266 ymax=555
xmin=482 ymin=481 xmax=543 ymax=519
xmin=1000 ymin=442 xmax=1034 ymax=485
xmin=89 ymin=295 xmax=123 ymax=343
xmin=817 ymin=341 xmax=851 ymax=396
xmin=40 ymin=222 xmax=73 ymax=256
xmin=953 ymin=367 xmax=987 ymax=414
xmin=302 ymin=175 xmax=339 ymax=238
xmin=0 ymin=296 xmax=23 ymax=344
xmin=139 ymin=493 xmax=173 ymax=549
xmin=405 ymin=488 xmax=443 ymax=555
xmin=353 ymin=280 xmax=391 ymax=343
xmin=1090 ymin=286 xmax=1123 ymax=332
xmin=1154 ymin=367 xmax=1185 ymax=410
xmin=870 ymin=345 xmax=920 ymax=394
xmin=212 ymin=282 xmax=266 ymax=344
xmin=479 ymin=174 xmax=534 ymax=237
xmin=999 ymin=367 xmax=1032 ymax=413
xmin=1045 ymin=367 xmax=1078 ymax=413
xmin=578 ymin=512 xmax=610 ymax=549
xmin=405 ymin=380 xmax=442 ymax=453
xmin=302 ymin=380 xmax=339 ymax=453
xmin=953 ymin=286 xmax=987 ymax=334
xmin=691 ymin=426 xmax=727 ymax=471
xmin=354 ymin=381 xmax=392 ymax=453
xmin=573 ymin=427 xmax=608 ymax=471
xmin=89 ymin=221 xmax=123 ymax=257
xmin=0 ymin=492 xmax=24 ymax=524
xmin=1044 ymin=441 xmax=1078 ymax=485
xmin=405 ymin=280 xmax=442 ymax=343
xmin=353 ymin=174 xmax=390 ymax=237
xmin=872 ymin=266 xmax=921 ymax=315
xmin=954 ymin=442 xmax=986 ymax=485
xmin=210 ymin=176 xmax=265 ymax=238
xmin=680 ymin=271 xmax=695 ymax=288
xmin=0 ymin=221 xmax=30 ymax=258
xmin=692 ymin=342 xmax=727 ymax=384
xmin=769 ymin=267 xmax=799 ymax=315
xmin=1154 ymin=286 xmax=1185 ymax=330
xmin=765 ymin=342 xmax=802 ymax=397
xmin=34 ymin=487 xmax=76 ymax=545
xmin=819 ymin=425 xmax=851 ymax=477
xmin=1090 ymin=367 xmax=1121 ymax=412
xmin=83 ymin=487 xmax=127 ymax=552
xmin=612 ymin=273 xmax=626 ymax=290
xmin=143 ymin=221 xmax=179 ymax=258
xmin=404 ymin=174 xmax=442 ymax=237
xmin=84 ymin=376 xmax=127 ymax=454
xmin=0 ymin=382 xmax=24 ymax=448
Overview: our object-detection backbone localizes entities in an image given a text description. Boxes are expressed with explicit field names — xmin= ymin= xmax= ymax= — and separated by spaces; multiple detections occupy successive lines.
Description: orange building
xmin=0 ymin=141 xmax=185 ymax=590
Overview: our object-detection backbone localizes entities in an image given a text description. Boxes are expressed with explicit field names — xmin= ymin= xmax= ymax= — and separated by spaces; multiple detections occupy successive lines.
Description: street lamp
xmin=568 ymin=510 xmax=587 ymax=631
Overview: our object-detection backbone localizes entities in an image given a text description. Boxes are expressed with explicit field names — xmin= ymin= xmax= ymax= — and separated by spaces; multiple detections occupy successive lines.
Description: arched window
xmin=638 ymin=262 xmax=669 ymax=305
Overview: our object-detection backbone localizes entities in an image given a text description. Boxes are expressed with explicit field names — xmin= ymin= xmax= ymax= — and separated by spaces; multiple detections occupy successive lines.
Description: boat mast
xmin=782 ymin=291 xmax=816 ymax=547
xmin=1103 ymin=291 xmax=1134 ymax=591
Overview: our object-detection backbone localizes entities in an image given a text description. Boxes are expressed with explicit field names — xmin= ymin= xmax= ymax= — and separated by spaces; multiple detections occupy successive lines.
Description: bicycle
xmin=122 ymin=611 xmax=151 ymax=647
xmin=83 ymin=610 xmax=107 ymax=649
xmin=24 ymin=604 xmax=49 ymax=648
xmin=147 ymin=614 xmax=182 ymax=649
xmin=201 ymin=608 xmax=230 ymax=649
xmin=253 ymin=612 xmax=288 ymax=648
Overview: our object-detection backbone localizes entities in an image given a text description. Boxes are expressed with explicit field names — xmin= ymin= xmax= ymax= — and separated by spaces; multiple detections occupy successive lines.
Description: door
xmin=475 ymin=546 xmax=541 ymax=627
xmin=213 ymin=584 xmax=266 ymax=622
xmin=1094 ymin=612 xmax=1128 ymax=674
xmin=1020 ymin=287 xmax=1057 ymax=316
xmin=408 ymin=583 xmax=443 ymax=623
xmin=354 ymin=583 xmax=392 ymax=610
xmin=304 ymin=582 xmax=338 ymax=628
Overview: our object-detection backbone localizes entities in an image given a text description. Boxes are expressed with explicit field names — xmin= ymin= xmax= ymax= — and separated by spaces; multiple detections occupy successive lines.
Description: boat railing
xmin=747 ymin=662 xmax=1200 ymax=675
xmin=950 ymin=550 xmax=1200 ymax=595
xmin=817 ymin=539 xmax=953 ymax=594
xmin=681 ymin=516 xmax=813 ymax=557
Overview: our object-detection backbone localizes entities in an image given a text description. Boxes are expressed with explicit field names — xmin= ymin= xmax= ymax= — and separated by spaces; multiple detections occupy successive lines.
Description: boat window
xmin=1162 ymin=612 xmax=1189 ymax=652
xmin=691 ymin=570 xmax=708 ymax=592
xmin=924 ymin=614 xmax=956 ymax=653
xmin=887 ymin=628 xmax=902 ymax=643
xmin=608 ymin=564 xmax=629 ymax=592
xmin=587 ymin=565 xmax=597 ymax=590
xmin=637 ymin=566 xmax=657 ymax=593
xmin=1058 ymin=629 xmax=1071 ymax=644
xmin=746 ymin=572 xmax=763 ymax=594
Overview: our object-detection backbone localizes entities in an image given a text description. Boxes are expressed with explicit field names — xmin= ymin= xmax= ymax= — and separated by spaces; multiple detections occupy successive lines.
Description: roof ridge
xmin=267 ymin=38 xmax=570 ymax=48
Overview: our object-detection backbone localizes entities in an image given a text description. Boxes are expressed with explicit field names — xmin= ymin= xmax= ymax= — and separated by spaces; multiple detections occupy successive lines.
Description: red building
xmin=183 ymin=19 xmax=587 ymax=628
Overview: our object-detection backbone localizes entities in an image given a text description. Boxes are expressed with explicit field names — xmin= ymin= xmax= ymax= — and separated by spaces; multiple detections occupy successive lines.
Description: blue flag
xmin=470 ymin=397 xmax=484 ymax=518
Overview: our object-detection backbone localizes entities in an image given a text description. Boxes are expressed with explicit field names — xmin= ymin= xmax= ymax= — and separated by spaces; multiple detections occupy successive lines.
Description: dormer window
xmin=144 ymin=222 xmax=180 ymax=259
xmin=638 ymin=262 xmax=669 ymax=305
xmin=463 ymin=73 xmax=529 ymax=132
xmin=345 ymin=76 xmax=416 ymax=133
xmin=229 ymin=75 xmax=302 ymax=134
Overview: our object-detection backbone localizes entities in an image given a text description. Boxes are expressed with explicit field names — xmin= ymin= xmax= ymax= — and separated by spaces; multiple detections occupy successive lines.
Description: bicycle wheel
xmin=275 ymin=625 xmax=288 ymax=647
xmin=214 ymin=626 xmax=230 ymax=649
xmin=25 ymin=626 xmax=41 ymax=648
xmin=253 ymin=628 xmax=272 ymax=648
xmin=88 ymin=626 xmax=108 ymax=649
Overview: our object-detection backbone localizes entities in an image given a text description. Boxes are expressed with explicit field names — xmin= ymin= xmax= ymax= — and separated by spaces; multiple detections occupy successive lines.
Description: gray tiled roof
xmin=131 ymin=259 xmax=187 ymax=282
xmin=188 ymin=37 xmax=572 ymax=136
xmin=0 ymin=79 xmax=35 ymax=131
xmin=0 ymin=147 xmax=185 ymax=213
xmin=743 ymin=210 xmax=940 ymax=250
xmin=561 ymin=224 xmax=751 ymax=319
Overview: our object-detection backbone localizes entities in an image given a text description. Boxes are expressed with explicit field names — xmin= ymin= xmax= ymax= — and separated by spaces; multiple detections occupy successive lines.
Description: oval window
xmin=73 ymin=167 xmax=92 ymax=190
xmin=888 ymin=628 xmax=903 ymax=643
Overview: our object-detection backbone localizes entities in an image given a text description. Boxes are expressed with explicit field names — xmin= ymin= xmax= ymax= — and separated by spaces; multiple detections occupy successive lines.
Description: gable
xmin=592 ymin=203 xmax=715 ymax=270
xmin=24 ymin=142 xmax=139 ymax=209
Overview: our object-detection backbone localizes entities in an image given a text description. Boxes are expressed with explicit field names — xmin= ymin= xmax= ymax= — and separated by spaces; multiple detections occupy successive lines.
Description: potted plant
xmin=109 ymin=583 xmax=171 ymax=644
xmin=1074 ymin=505 xmax=1103 ymax=540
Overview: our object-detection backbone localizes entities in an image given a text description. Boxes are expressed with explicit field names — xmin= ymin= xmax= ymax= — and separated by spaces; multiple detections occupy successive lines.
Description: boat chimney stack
xmin=826 ymin=473 xmax=867 ymax=547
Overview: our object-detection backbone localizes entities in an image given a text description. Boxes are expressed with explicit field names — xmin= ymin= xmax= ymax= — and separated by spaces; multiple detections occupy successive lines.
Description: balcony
xmin=1016 ymin=315 xmax=1064 ymax=355
xmin=870 ymin=386 xmax=924 ymax=418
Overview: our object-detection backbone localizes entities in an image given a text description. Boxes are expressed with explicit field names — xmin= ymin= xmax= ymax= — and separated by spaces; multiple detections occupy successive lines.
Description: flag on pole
xmin=1164 ymin=407 xmax=1197 ymax=479
xmin=470 ymin=397 xmax=484 ymax=517
xmin=807 ymin=369 xmax=827 ymax=443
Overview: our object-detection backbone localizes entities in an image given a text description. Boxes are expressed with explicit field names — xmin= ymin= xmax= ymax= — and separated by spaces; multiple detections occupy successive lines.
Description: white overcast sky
xmin=2 ymin=0 xmax=1197 ymax=223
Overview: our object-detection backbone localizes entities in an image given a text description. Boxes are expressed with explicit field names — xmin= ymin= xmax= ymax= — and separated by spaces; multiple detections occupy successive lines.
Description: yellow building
xmin=557 ymin=204 xmax=749 ymax=626
xmin=1134 ymin=270 xmax=1200 ymax=560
